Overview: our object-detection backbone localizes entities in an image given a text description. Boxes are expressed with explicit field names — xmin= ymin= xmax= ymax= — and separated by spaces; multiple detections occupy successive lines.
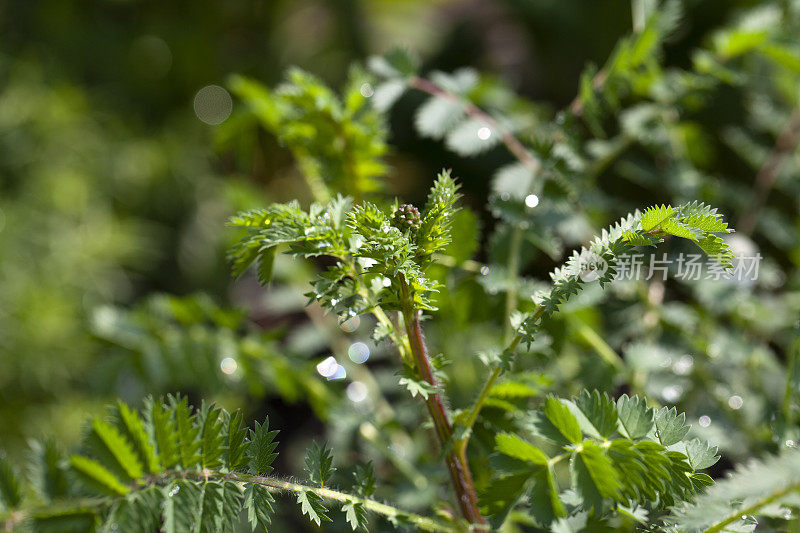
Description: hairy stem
xmin=456 ymin=333 xmax=524 ymax=455
xmin=398 ymin=278 xmax=485 ymax=525
xmin=227 ymin=472 xmax=460 ymax=532
xmin=699 ymin=481 xmax=800 ymax=533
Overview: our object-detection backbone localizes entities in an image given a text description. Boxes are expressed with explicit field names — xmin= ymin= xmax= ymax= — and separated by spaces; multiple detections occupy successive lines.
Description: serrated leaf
xmin=445 ymin=118 xmax=500 ymax=156
xmin=102 ymin=485 xmax=161 ymax=533
xmin=572 ymin=390 xmax=618 ymax=439
xmin=248 ymin=418 xmax=279 ymax=475
xmin=570 ymin=441 xmax=621 ymax=511
xmin=163 ymin=480 xmax=202 ymax=533
xmin=683 ymin=439 xmax=720 ymax=471
xmin=654 ymin=407 xmax=690 ymax=446
xmin=69 ymin=455 xmax=129 ymax=496
xmin=305 ymin=441 xmax=336 ymax=487
xmin=682 ymin=213 xmax=731 ymax=233
xmin=543 ymin=396 xmax=583 ymax=444
xmin=256 ymin=246 xmax=277 ymax=285
xmin=171 ymin=396 xmax=202 ymax=469
xmin=343 ymin=500 xmax=368 ymax=531
xmin=244 ymin=483 xmax=274 ymax=531
xmin=226 ymin=409 xmax=250 ymax=471
xmin=616 ymin=395 xmax=654 ymax=440
xmin=219 ymin=481 xmax=243 ymax=532
xmin=116 ymin=402 xmax=160 ymax=475
xmin=198 ymin=481 xmax=225 ymax=533
xmin=85 ymin=418 xmax=144 ymax=481
xmin=398 ymin=376 xmax=436 ymax=400
xmin=415 ymin=96 xmax=464 ymax=140
xmin=529 ymin=465 xmax=567 ymax=527
xmin=641 ymin=204 xmax=674 ymax=231
xmin=200 ymin=405 xmax=225 ymax=470
xmin=353 ymin=462 xmax=376 ymax=498
xmin=297 ymin=489 xmax=332 ymax=526
xmin=149 ymin=398 xmax=179 ymax=469
xmin=478 ymin=473 xmax=531 ymax=529
xmin=496 ymin=433 xmax=549 ymax=465
xmin=660 ymin=218 xmax=701 ymax=240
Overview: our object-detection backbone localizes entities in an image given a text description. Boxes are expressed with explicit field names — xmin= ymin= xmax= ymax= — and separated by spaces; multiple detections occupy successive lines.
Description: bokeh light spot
xmin=193 ymin=85 xmax=232 ymax=125
xmin=346 ymin=381 xmax=368 ymax=402
xmin=220 ymin=357 xmax=237 ymax=375
xmin=348 ymin=342 xmax=370 ymax=364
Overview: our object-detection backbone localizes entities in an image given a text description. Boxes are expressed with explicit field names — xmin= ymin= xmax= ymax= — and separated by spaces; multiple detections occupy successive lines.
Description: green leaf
xmin=256 ymin=246 xmax=277 ymax=285
xmin=572 ymin=390 xmax=618 ymax=439
xmin=163 ymin=480 xmax=202 ymax=533
xmin=200 ymin=405 xmax=225 ymax=470
xmin=226 ymin=409 xmax=250 ymax=471
xmin=398 ymin=376 xmax=436 ymax=400
xmin=244 ymin=483 xmax=274 ymax=530
xmin=0 ymin=454 xmax=23 ymax=509
xmin=495 ymin=434 xmax=549 ymax=465
xmin=32 ymin=509 xmax=99 ymax=533
xmin=654 ymin=407 xmax=690 ymax=446
xmin=683 ymin=439 xmax=720 ymax=471
xmin=445 ymin=118 xmax=500 ymax=156
xmin=543 ymin=396 xmax=583 ymax=444
xmin=368 ymin=47 xmax=418 ymax=79
xmin=660 ymin=218 xmax=701 ymax=240
xmin=305 ymin=441 xmax=336 ymax=487
xmin=29 ymin=439 xmax=69 ymax=502
xmin=694 ymin=233 xmax=734 ymax=269
xmin=616 ymin=394 xmax=654 ymax=440
xmin=529 ymin=465 xmax=567 ymax=527
xmin=479 ymin=473 xmax=531 ymax=528
xmin=248 ymin=418 xmax=279 ymax=475
xmin=343 ymin=500 xmax=368 ymax=531
xmin=116 ymin=402 xmax=160 ymax=475
xmin=85 ymin=418 xmax=144 ymax=481
xmin=220 ymin=481 xmax=243 ymax=532
xmin=415 ymin=96 xmax=464 ymax=140
xmin=171 ymin=395 xmax=202 ymax=469
xmin=570 ymin=441 xmax=621 ymax=511
xmin=297 ymin=489 xmax=332 ymax=526
xmin=69 ymin=455 xmax=129 ymax=496
xmin=682 ymin=213 xmax=731 ymax=233
xmin=102 ymin=485 xmax=161 ymax=533
xmin=640 ymin=204 xmax=674 ymax=231
xmin=353 ymin=462 xmax=376 ymax=498
xmin=148 ymin=397 xmax=179 ymax=469
xmin=198 ymin=481 xmax=225 ymax=533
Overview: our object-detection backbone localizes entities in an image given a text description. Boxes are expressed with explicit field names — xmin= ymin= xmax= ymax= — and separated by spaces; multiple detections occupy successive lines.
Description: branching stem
xmin=398 ymin=277 xmax=485 ymax=526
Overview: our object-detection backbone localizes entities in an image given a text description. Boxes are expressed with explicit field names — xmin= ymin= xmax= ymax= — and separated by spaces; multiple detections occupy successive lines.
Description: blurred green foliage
xmin=1 ymin=0 xmax=800 ymax=531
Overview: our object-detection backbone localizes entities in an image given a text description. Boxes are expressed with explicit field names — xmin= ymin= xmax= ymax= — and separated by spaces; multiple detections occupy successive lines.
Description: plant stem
xmin=228 ymin=473 xmax=459 ymax=532
xmin=456 ymin=333 xmax=524 ymax=455
xmin=699 ymin=481 xmax=800 ymax=533
xmin=398 ymin=278 xmax=485 ymax=525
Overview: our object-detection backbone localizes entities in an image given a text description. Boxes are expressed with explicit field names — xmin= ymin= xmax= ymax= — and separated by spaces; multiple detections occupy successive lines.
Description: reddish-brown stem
xmin=399 ymin=279 xmax=485 ymax=525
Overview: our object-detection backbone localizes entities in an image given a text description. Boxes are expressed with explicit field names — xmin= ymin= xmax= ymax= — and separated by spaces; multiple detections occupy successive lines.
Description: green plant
xmin=4 ymin=0 xmax=800 ymax=531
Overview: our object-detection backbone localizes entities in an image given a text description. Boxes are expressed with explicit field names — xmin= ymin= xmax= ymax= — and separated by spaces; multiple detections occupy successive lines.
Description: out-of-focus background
xmin=2 ymin=0 xmax=800 ymax=530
